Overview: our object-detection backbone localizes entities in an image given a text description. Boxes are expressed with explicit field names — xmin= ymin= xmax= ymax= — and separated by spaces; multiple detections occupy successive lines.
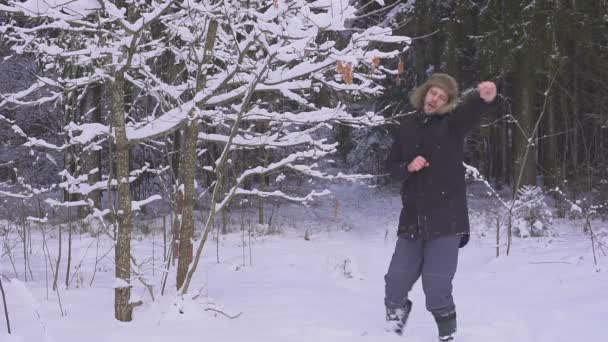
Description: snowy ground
xmin=1 ymin=184 xmax=607 ymax=342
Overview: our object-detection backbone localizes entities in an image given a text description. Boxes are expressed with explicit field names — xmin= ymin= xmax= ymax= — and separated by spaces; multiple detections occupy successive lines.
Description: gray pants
xmin=384 ymin=235 xmax=460 ymax=316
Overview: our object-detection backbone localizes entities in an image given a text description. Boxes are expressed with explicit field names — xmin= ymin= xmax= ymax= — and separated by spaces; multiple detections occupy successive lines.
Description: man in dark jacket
xmin=384 ymin=73 xmax=496 ymax=341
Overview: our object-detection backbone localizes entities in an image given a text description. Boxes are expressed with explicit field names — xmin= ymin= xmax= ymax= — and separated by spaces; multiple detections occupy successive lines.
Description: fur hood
xmin=409 ymin=73 xmax=459 ymax=115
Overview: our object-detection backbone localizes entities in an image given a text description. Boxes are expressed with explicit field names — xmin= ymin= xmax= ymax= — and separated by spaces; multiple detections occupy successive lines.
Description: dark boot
xmin=385 ymin=299 xmax=412 ymax=335
xmin=434 ymin=311 xmax=456 ymax=341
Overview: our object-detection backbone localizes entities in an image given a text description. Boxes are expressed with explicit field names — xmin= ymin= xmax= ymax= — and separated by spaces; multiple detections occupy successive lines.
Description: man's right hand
xmin=407 ymin=156 xmax=430 ymax=172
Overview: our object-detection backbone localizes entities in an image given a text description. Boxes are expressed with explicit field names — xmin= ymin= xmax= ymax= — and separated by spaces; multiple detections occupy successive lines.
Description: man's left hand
xmin=478 ymin=81 xmax=497 ymax=103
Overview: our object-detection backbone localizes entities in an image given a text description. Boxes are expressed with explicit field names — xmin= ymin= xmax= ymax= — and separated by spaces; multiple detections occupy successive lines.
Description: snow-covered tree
xmin=511 ymin=185 xmax=554 ymax=238
xmin=0 ymin=0 xmax=409 ymax=320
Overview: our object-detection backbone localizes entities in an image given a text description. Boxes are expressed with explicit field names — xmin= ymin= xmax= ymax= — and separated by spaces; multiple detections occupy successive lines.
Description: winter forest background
xmin=0 ymin=1 xmax=607 ymax=341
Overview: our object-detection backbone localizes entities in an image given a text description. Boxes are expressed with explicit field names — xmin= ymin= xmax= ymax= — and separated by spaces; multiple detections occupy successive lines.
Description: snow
xmin=45 ymin=198 xmax=94 ymax=209
xmin=0 ymin=190 xmax=32 ymax=199
xmin=352 ymin=26 xmax=412 ymax=45
xmin=132 ymin=195 xmax=163 ymax=212
xmin=1 ymin=0 xmax=409 ymax=155
xmin=0 ymin=0 xmax=100 ymax=20
xmin=118 ymin=1 xmax=174 ymax=34
xmin=382 ymin=1 xmax=417 ymax=27
xmin=571 ymin=204 xmax=583 ymax=213
xmin=126 ymin=101 xmax=197 ymax=142
xmin=1 ymin=185 xmax=606 ymax=342
xmin=113 ymin=278 xmax=131 ymax=289
xmin=234 ymin=188 xmax=331 ymax=203
xmin=67 ymin=122 xmax=109 ymax=145
xmin=199 ymin=130 xmax=318 ymax=149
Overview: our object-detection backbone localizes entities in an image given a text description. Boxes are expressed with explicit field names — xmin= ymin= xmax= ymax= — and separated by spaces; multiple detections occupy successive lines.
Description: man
xmin=385 ymin=73 xmax=497 ymax=341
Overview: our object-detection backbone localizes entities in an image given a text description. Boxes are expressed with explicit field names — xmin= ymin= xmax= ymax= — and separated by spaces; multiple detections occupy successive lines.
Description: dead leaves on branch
xmin=336 ymin=61 xmax=354 ymax=84
xmin=395 ymin=56 xmax=406 ymax=85
xmin=371 ymin=56 xmax=381 ymax=73
xmin=336 ymin=56 xmax=405 ymax=85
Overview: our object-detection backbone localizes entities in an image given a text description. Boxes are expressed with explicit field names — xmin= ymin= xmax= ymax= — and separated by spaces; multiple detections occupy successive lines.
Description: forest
xmin=0 ymin=1 xmax=606 ymax=341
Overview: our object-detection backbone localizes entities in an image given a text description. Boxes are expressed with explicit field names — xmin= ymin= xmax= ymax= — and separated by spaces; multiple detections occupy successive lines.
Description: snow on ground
xmin=1 ymin=184 xmax=607 ymax=342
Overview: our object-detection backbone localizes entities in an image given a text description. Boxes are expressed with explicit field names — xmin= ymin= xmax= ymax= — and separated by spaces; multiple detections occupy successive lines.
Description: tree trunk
xmin=65 ymin=209 xmax=72 ymax=288
xmin=175 ymin=119 xmax=199 ymax=290
xmin=53 ymin=224 xmax=62 ymax=291
xmin=88 ymin=84 xmax=103 ymax=212
xmin=540 ymin=1 xmax=561 ymax=188
xmin=542 ymin=86 xmax=559 ymax=187
xmin=175 ymin=19 xmax=219 ymax=290
xmin=111 ymin=72 xmax=134 ymax=322
xmin=512 ymin=49 xmax=537 ymax=188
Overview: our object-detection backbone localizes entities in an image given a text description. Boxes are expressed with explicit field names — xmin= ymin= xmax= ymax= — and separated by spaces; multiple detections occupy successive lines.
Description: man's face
xmin=423 ymin=86 xmax=449 ymax=114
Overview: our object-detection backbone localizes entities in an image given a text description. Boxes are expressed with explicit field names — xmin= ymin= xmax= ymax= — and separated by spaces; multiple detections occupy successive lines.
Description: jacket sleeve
xmin=448 ymin=92 xmax=495 ymax=136
xmin=387 ymin=119 xmax=410 ymax=180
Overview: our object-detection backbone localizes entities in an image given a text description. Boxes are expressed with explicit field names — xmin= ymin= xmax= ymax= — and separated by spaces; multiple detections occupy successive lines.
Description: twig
xmin=89 ymin=245 xmax=114 ymax=287
xmin=68 ymin=235 xmax=100 ymax=287
xmin=2 ymin=239 xmax=19 ymax=278
xmin=130 ymin=255 xmax=156 ymax=302
xmin=506 ymin=70 xmax=559 ymax=255
xmin=204 ymin=307 xmax=242 ymax=319
xmin=0 ymin=276 xmax=11 ymax=334
xmin=160 ymin=243 xmax=173 ymax=296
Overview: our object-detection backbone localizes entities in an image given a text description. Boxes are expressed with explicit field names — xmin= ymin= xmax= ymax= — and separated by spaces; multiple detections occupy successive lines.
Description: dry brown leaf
xmin=372 ymin=56 xmax=380 ymax=68
xmin=344 ymin=63 xmax=353 ymax=84
xmin=398 ymin=60 xmax=405 ymax=75
xmin=371 ymin=56 xmax=381 ymax=74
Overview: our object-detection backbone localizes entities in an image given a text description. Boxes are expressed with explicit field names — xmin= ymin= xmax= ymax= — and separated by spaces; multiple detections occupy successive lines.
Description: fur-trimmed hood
xmin=409 ymin=73 xmax=459 ymax=115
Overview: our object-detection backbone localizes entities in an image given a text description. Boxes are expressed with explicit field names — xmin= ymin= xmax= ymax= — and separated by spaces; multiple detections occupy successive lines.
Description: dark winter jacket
xmin=389 ymin=94 xmax=493 ymax=248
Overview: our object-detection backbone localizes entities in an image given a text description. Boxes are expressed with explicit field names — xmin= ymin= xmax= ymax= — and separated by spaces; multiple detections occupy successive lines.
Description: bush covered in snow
xmin=510 ymin=185 xmax=554 ymax=237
